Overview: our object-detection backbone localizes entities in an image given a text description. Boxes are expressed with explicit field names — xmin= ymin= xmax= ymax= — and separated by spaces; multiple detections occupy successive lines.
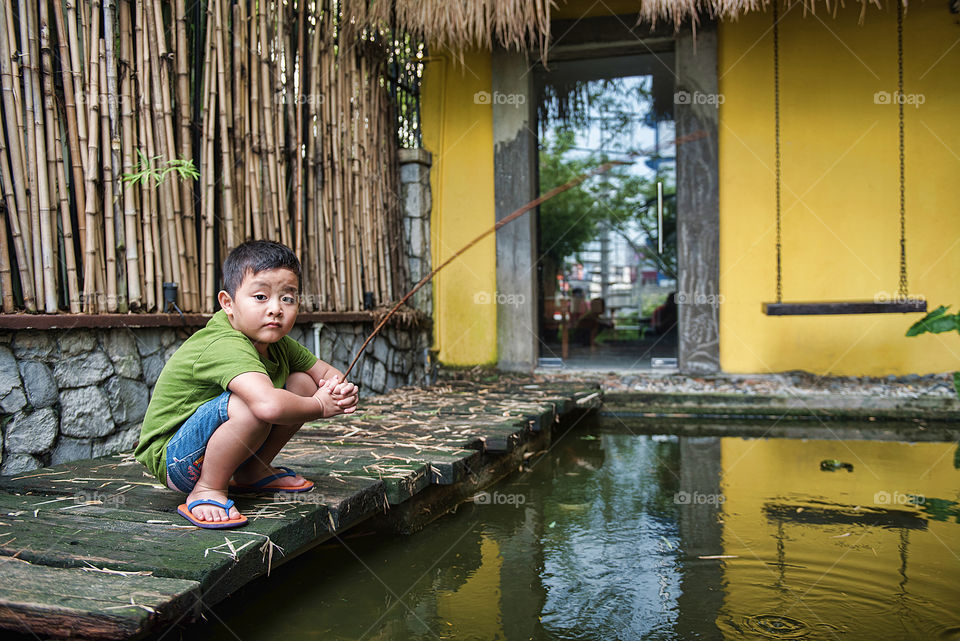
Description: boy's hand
xmin=331 ymin=380 xmax=359 ymax=413
xmin=313 ymin=379 xmax=359 ymax=416
xmin=312 ymin=380 xmax=342 ymax=418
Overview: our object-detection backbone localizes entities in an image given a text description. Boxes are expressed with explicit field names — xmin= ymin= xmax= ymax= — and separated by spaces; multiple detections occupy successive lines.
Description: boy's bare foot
xmin=185 ymin=484 xmax=243 ymax=523
xmin=232 ymin=462 xmax=308 ymax=489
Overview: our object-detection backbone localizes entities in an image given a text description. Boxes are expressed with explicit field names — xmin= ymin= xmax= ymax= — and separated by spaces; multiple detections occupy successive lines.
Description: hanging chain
xmin=897 ymin=0 xmax=909 ymax=299
xmin=773 ymin=0 xmax=783 ymax=303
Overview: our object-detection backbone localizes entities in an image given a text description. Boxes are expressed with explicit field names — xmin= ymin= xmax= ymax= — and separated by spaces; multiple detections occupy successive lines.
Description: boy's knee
xmin=226 ymin=393 xmax=270 ymax=431
xmin=285 ymin=371 xmax=318 ymax=396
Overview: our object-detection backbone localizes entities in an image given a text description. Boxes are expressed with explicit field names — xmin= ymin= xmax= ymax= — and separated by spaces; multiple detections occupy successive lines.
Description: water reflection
xmin=180 ymin=425 xmax=960 ymax=641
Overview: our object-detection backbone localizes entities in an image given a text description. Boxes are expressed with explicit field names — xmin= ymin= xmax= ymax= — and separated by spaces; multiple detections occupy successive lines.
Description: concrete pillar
xmin=492 ymin=49 xmax=538 ymax=372
xmin=398 ymin=148 xmax=433 ymax=316
xmin=675 ymin=21 xmax=721 ymax=373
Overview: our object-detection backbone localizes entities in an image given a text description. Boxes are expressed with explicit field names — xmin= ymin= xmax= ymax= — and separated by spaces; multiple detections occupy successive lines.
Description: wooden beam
xmin=0 ymin=311 xmax=378 ymax=330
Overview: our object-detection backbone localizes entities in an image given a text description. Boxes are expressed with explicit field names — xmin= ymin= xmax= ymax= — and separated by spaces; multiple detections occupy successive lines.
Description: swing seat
xmin=762 ymin=300 xmax=927 ymax=316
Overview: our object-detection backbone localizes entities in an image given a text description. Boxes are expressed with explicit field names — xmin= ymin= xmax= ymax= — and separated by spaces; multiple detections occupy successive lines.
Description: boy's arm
xmin=228 ymin=371 xmax=340 ymax=424
xmin=305 ymin=358 xmax=344 ymax=385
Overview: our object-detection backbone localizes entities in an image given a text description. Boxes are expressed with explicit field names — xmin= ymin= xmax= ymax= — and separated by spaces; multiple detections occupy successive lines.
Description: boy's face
xmin=217 ymin=268 xmax=299 ymax=355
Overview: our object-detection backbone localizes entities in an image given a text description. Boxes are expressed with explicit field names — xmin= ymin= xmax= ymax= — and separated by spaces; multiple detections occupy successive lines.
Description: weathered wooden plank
xmin=0 ymin=557 xmax=200 ymax=640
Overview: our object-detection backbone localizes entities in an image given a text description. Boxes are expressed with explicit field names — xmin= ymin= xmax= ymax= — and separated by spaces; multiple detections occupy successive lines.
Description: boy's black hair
xmin=221 ymin=240 xmax=301 ymax=297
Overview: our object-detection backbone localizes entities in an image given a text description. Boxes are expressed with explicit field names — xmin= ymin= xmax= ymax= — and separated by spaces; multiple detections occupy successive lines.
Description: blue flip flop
xmin=229 ymin=466 xmax=315 ymax=494
xmin=177 ymin=498 xmax=248 ymax=529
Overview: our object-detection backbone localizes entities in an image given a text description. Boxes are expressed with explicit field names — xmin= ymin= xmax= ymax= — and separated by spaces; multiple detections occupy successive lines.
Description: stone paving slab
xmin=0 ymin=378 xmax=600 ymax=640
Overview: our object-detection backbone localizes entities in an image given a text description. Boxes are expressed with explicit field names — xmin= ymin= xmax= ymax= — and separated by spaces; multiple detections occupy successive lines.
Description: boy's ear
xmin=217 ymin=290 xmax=233 ymax=315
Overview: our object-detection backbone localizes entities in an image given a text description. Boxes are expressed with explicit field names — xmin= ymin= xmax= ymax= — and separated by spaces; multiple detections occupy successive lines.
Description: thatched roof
xmin=348 ymin=0 xmax=894 ymax=57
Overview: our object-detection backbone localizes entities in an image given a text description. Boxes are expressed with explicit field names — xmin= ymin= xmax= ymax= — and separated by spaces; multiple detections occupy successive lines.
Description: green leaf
xmin=906 ymin=305 xmax=959 ymax=336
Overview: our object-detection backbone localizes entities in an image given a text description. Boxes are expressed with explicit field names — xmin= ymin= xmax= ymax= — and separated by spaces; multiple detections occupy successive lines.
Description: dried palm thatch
xmin=349 ymin=0 xmax=553 ymax=62
xmin=353 ymin=0 xmax=893 ymax=59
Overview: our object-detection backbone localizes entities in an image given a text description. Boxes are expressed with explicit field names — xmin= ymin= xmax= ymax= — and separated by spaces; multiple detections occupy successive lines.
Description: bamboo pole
xmin=175 ymin=0 xmax=197 ymax=311
xmin=20 ymin=0 xmax=46 ymax=305
xmin=0 ymin=0 xmax=34 ymax=310
xmin=246 ymin=0 xmax=263 ymax=242
xmin=65 ymin=0 xmax=88 ymax=258
xmin=53 ymin=0 xmax=87 ymax=272
xmin=213 ymin=0 xmax=236 ymax=250
xmin=51 ymin=94 xmax=81 ymax=312
xmin=275 ymin=3 xmax=289 ymax=249
xmin=102 ymin=0 xmax=125 ymax=311
xmin=198 ymin=0 xmax=216 ymax=310
xmin=101 ymin=41 xmax=118 ymax=312
xmin=0 ymin=202 xmax=11 ymax=311
xmin=119 ymin=0 xmax=140 ymax=309
xmin=37 ymin=0 xmax=60 ymax=312
xmin=293 ymin=0 xmax=305 ymax=259
xmin=149 ymin=0 xmax=189 ymax=310
xmin=83 ymin=0 xmax=103 ymax=313
xmin=231 ymin=1 xmax=246 ymax=245
xmin=135 ymin=0 xmax=156 ymax=311
xmin=142 ymin=0 xmax=178 ymax=298
xmin=259 ymin=2 xmax=281 ymax=242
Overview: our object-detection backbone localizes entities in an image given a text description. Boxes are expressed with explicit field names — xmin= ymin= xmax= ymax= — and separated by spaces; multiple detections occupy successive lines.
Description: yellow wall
xmin=421 ymin=51 xmax=498 ymax=366
xmin=718 ymin=2 xmax=960 ymax=375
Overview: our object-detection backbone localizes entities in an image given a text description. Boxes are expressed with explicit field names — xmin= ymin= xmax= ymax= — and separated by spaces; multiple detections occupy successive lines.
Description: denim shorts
xmin=165 ymin=391 xmax=231 ymax=493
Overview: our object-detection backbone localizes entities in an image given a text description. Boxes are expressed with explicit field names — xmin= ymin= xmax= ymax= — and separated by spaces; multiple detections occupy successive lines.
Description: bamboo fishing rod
xmin=340 ymin=129 xmax=708 ymax=380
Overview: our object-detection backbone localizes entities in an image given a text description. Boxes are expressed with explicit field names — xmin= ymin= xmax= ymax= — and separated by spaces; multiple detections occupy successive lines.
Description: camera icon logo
xmin=874 ymin=91 xmax=892 ymax=105
xmin=474 ymin=91 xmax=492 ymax=105
xmin=473 ymin=291 xmax=491 ymax=305
xmin=674 ymin=91 xmax=691 ymax=105
xmin=473 ymin=491 xmax=491 ymax=504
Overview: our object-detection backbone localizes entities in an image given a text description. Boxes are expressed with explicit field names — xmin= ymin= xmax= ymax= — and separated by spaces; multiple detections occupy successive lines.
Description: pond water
xmin=181 ymin=419 xmax=960 ymax=641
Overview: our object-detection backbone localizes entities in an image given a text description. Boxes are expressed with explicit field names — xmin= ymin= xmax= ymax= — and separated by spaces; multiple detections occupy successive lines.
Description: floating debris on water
xmin=820 ymin=459 xmax=854 ymax=472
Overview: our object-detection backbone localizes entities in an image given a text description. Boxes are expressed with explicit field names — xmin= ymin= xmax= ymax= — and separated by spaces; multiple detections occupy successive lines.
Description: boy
xmin=135 ymin=240 xmax=358 ymax=529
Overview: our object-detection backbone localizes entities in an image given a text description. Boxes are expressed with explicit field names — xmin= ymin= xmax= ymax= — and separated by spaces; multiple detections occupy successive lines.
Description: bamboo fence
xmin=0 ymin=0 xmax=411 ymax=314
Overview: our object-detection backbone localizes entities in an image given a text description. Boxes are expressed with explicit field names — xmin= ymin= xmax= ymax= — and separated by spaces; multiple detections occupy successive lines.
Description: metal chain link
xmin=773 ymin=0 xmax=782 ymax=303
xmin=897 ymin=0 xmax=909 ymax=299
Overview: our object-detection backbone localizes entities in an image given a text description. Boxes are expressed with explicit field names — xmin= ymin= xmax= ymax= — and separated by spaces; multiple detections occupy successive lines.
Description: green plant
xmin=906 ymin=305 xmax=960 ymax=397
xmin=120 ymin=150 xmax=199 ymax=187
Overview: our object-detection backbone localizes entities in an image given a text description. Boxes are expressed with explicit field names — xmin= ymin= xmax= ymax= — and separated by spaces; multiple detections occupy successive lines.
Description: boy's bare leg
xmin=232 ymin=371 xmax=318 ymax=489
xmin=186 ymin=394 xmax=271 ymax=523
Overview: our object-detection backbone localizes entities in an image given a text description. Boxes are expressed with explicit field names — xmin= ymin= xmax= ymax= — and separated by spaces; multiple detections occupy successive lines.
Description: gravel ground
xmin=535 ymin=369 xmax=959 ymax=400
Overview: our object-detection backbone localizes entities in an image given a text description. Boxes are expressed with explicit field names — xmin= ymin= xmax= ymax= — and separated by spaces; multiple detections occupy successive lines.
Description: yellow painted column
xmin=421 ymin=50 xmax=498 ymax=366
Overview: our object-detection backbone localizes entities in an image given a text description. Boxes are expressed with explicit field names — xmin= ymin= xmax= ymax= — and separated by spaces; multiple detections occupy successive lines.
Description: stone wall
xmin=0 ymin=322 xmax=429 ymax=475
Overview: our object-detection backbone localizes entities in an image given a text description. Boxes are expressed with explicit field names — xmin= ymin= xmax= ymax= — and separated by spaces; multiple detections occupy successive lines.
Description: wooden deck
xmin=0 ymin=378 xmax=600 ymax=640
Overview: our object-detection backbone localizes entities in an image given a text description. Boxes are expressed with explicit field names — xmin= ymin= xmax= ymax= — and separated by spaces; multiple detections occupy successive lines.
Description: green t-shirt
xmin=134 ymin=310 xmax=318 ymax=483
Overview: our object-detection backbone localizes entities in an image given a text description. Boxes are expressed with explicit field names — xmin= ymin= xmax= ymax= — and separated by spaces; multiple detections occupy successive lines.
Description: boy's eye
xmin=254 ymin=294 xmax=268 ymax=301
xmin=282 ymin=295 xmax=297 ymax=304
